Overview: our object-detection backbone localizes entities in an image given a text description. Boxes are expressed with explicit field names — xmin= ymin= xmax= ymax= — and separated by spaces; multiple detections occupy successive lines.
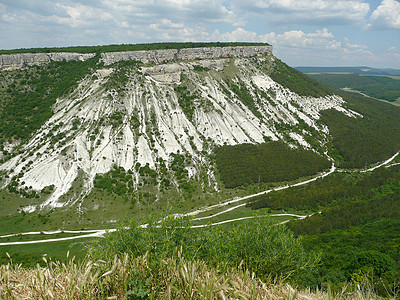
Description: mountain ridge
xmin=0 ymin=45 xmax=272 ymax=70
xmin=0 ymin=50 xmax=359 ymax=212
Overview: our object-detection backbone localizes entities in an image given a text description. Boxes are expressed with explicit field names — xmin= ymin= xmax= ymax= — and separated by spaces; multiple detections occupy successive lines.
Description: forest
xmin=249 ymin=166 xmax=400 ymax=210
xmin=321 ymin=91 xmax=400 ymax=168
xmin=215 ymin=141 xmax=330 ymax=188
xmin=288 ymin=194 xmax=400 ymax=296
xmin=308 ymin=73 xmax=400 ymax=102
xmin=248 ymin=164 xmax=400 ymax=296
xmin=299 ymin=217 xmax=400 ymax=296
xmin=0 ymin=42 xmax=269 ymax=55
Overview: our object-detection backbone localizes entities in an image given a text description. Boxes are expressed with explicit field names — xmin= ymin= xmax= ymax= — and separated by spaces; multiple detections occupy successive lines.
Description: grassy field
xmin=0 ymin=238 xmax=88 ymax=263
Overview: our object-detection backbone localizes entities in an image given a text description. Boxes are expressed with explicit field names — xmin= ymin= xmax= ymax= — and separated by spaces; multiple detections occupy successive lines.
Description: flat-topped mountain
xmin=0 ymin=43 xmax=271 ymax=70
xmin=0 ymin=43 xmax=398 ymax=223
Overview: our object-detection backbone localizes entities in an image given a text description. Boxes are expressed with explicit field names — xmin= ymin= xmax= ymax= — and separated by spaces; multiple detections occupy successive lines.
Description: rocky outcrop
xmin=101 ymin=45 xmax=273 ymax=65
xmin=0 ymin=46 xmax=272 ymax=70
xmin=0 ymin=52 xmax=96 ymax=70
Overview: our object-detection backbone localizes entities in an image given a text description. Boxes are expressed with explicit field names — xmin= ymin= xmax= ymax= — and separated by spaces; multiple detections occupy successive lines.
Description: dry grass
xmin=0 ymin=251 xmax=385 ymax=299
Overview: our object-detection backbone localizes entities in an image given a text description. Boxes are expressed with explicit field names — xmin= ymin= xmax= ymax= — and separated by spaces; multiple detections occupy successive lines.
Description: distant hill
xmin=295 ymin=66 xmax=400 ymax=102
xmin=295 ymin=66 xmax=400 ymax=76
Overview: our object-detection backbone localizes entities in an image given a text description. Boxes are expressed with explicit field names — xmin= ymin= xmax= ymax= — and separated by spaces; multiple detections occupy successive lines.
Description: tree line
xmin=0 ymin=42 xmax=270 ymax=55
xmin=215 ymin=141 xmax=330 ymax=188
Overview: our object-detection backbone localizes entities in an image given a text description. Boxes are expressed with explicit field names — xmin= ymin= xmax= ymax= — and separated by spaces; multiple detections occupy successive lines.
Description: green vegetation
xmin=288 ymin=190 xmax=400 ymax=234
xmin=215 ymin=141 xmax=330 ymax=188
xmin=104 ymin=59 xmax=141 ymax=95
xmin=288 ymin=203 xmax=400 ymax=296
xmin=248 ymin=164 xmax=400 ymax=296
xmin=192 ymin=65 xmax=210 ymax=72
xmin=88 ymin=215 xmax=319 ymax=284
xmin=249 ymin=166 xmax=400 ymax=210
xmin=225 ymin=79 xmax=262 ymax=118
xmin=308 ymin=73 xmax=400 ymax=101
xmin=0 ymin=239 xmax=87 ymax=268
xmin=269 ymin=59 xmax=332 ymax=97
xmin=1 ymin=251 xmax=349 ymax=299
xmin=0 ymin=56 xmax=99 ymax=148
xmin=94 ymin=166 xmax=134 ymax=196
xmin=297 ymin=218 xmax=400 ymax=296
xmin=0 ymin=42 xmax=270 ymax=55
xmin=321 ymin=92 xmax=400 ymax=168
xmin=174 ymin=85 xmax=197 ymax=121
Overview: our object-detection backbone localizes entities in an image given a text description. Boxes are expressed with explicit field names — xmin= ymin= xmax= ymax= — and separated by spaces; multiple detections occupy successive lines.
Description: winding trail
xmin=178 ymin=163 xmax=336 ymax=219
xmin=360 ymin=151 xmax=399 ymax=173
xmin=0 ymin=213 xmax=310 ymax=245
xmin=1 ymin=151 xmax=399 ymax=247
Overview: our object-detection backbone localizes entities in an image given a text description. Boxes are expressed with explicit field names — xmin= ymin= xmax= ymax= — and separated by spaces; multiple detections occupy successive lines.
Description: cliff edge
xmin=0 ymin=45 xmax=272 ymax=70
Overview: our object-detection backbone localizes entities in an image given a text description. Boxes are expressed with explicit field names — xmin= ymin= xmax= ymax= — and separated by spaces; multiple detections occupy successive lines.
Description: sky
xmin=0 ymin=0 xmax=399 ymax=68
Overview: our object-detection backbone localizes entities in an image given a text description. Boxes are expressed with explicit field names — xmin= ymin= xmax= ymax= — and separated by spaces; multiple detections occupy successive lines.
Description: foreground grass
xmin=0 ymin=216 xmax=393 ymax=299
xmin=0 ymin=239 xmax=87 ymax=266
xmin=0 ymin=253 xmax=381 ymax=299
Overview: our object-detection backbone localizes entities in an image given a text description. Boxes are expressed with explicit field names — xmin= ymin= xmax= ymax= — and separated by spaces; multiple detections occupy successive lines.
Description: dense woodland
xmin=298 ymin=217 xmax=400 ymax=296
xmin=215 ymin=141 xmax=330 ymax=188
xmin=249 ymin=165 xmax=400 ymax=296
xmin=0 ymin=42 xmax=269 ymax=55
xmin=249 ymin=166 xmax=400 ymax=210
xmin=249 ymin=166 xmax=400 ymax=296
xmin=321 ymin=92 xmax=400 ymax=168
xmin=309 ymin=73 xmax=400 ymax=102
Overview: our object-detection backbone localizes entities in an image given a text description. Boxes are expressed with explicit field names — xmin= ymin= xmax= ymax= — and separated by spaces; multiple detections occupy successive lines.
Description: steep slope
xmin=0 ymin=47 xmax=359 ymax=212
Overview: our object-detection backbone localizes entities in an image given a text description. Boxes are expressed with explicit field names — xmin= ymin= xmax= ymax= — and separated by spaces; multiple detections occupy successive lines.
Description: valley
xmin=0 ymin=43 xmax=399 ymax=297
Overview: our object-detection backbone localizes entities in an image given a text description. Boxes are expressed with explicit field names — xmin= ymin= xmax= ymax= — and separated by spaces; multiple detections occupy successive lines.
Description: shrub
xmin=87 ymin=215 xmax=320 ymax=283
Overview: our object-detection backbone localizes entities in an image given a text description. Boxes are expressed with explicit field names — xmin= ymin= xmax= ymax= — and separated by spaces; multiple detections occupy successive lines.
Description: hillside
xmin=0 ymin=44 xmax=355 ymax=220
xmin=0 ymin=43 xmax=400 ymax=298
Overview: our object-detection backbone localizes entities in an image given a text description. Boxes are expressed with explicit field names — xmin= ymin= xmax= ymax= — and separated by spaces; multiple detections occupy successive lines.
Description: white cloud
xmin=206 ymin=27 xmax=382 ymax=67
xmin=210 ymin=28 xmax=270 ymax=42
xmin=101 ymin=0 xmax=234 ymax=24
xmin=231 ymin=0 xmax=370 ymax=26
xmin=369 ymin=0 xmax=400 ymax=29
xmin=274 ymin=28 xmax=340 ymax=50
xmin=53 ymin=4 xmax=113 ymax=28
xmin=0 ymin=0 xmax=398 ymax=68
xmin=387 ymin=46 xmax=400 ymax=60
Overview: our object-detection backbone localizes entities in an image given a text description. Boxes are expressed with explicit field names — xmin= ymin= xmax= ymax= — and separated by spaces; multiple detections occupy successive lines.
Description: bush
xmin=88 ymin=215 xmax=320 ymax=283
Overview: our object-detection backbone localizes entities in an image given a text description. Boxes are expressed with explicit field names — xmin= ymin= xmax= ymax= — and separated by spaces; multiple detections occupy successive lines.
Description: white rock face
xmin=0 ymin=52 xmax=96 ymax=70
xmin=101 ymin=46 xmax=272 ymax=65
xmin=0 ymin=54 xmax=359 ymax=209
xmin=0 ymin=45 xmax=272 ymax=70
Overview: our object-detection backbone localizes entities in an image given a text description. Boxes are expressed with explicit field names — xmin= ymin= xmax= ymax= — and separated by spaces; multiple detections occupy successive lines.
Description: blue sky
xmin=0 ymin=0 xmax=399 ymax=68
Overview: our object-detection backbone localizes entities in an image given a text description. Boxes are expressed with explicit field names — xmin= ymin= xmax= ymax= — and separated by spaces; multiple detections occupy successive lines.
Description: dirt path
xmin=1 ymin=151 xmax=398 ymax=247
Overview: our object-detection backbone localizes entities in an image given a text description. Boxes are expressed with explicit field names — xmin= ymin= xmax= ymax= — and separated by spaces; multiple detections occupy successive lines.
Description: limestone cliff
xmin=100 ymin=45 xmax=272 ymax=65
xmin=0 ymin=45 xmax=272 ymax=70
xmin=0 ymin=52 xmax=96 ymax=70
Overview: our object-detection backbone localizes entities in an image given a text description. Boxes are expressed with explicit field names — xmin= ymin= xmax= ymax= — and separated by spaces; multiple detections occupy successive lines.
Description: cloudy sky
xmin=0 ymin=0 xmax=399 ymax=68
